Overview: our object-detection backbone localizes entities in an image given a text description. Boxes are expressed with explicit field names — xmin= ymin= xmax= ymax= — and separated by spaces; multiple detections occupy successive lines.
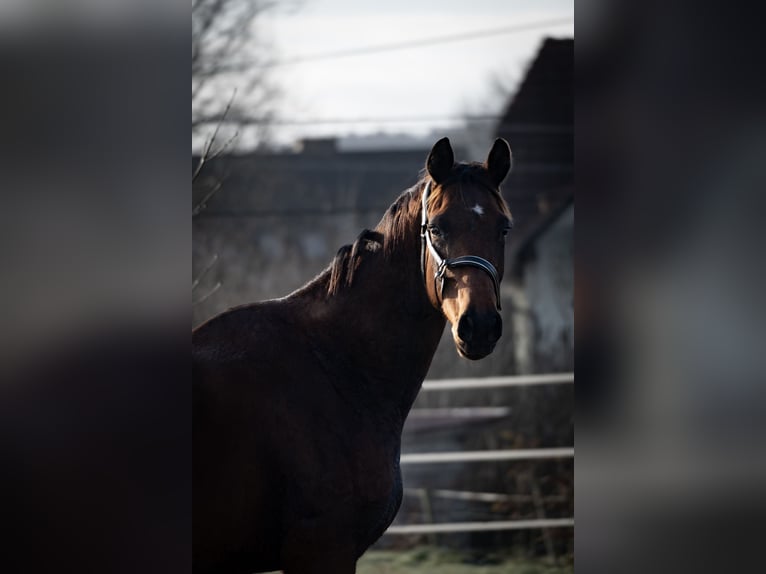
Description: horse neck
xmin=308 ymin=189 xmax=446 ymax=420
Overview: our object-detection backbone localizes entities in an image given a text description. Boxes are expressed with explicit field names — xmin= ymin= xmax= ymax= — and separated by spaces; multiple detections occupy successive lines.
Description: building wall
xmin=520 ymin=205 xmax=574 ymax=373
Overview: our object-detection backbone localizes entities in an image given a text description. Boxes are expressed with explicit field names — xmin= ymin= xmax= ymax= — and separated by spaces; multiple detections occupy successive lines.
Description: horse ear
xmin=426 ymin=137 xmax=454 ymax=184
xmin=485 ymin=138 xmax=512 ymax=187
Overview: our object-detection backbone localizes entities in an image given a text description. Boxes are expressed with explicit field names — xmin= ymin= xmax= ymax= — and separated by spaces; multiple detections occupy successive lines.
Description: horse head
xmin=421 ymin=137 xmax=513 ymax=360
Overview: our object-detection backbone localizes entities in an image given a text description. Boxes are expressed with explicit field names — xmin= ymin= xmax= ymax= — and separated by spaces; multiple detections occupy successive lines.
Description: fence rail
xmin=420 ymin=373 xmax=573 ymax=391
xmin=404 ymin=487 xmax=569 ymax=504
xmin=389 ymin=373 xmax=574 ymax=538
xmin=386 ymin=518 xmax=574 ymax=534
xmin=400 ymin=447 xmax=574 ymax=464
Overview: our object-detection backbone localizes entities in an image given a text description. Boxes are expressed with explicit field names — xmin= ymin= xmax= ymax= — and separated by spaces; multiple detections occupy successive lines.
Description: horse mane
xmin=326 ymin=228 xmax=385 ymax=297
xmin=325 ymin=162 xmax=511 ymax=298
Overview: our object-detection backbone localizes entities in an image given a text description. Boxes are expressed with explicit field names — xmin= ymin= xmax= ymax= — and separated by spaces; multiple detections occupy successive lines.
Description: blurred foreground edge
xmin=0 ymin=320 xmax=190 ymax=574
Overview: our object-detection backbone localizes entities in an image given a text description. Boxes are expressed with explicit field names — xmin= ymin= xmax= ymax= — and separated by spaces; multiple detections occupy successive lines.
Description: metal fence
xmin=385 ymin=373 xmax=574 ymax=536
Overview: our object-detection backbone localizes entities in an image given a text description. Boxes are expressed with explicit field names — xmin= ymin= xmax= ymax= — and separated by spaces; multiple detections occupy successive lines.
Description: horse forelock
xmin=427 ymin=163 xmax=511 ymax=218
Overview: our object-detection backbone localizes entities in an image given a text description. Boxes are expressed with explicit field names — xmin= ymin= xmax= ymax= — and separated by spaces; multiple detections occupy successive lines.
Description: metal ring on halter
xmin=419 ymin=181 xmax=502 ymax=311
xmin=434 ymin=259 xmax=449 ymax=302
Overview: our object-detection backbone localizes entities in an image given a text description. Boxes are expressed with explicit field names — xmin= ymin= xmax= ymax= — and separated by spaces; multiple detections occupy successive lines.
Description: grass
xmin=357 ymin=547 xmax=573 ymax=574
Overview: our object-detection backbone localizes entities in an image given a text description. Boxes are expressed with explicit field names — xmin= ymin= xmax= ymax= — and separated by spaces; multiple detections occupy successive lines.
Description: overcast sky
xmin=252 ymin=0 xmax=573 ymax=146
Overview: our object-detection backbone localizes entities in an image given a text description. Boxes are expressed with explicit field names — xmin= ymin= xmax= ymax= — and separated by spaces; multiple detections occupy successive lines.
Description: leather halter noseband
xmin=420 ymin=181 xmax=502 ymax=311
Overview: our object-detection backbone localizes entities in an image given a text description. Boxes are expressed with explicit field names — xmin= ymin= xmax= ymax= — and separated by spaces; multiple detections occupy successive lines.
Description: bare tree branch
xmin=193 ymin=181 xmax=223 ymax=217
xmin=193 ymin=282 xmax=222 ymax=306
xmin=193 ymin=254 xmax=219 ymax=291
xmin=193 ymin=88 xmax=237 ymax=183
xmin=192 ymin=0 xmax=288 ymax=145
xmin=193 ymin=1 xmax=299 ymax=309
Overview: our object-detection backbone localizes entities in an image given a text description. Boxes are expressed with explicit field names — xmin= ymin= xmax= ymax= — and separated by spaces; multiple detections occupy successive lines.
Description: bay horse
xmin=193 ymin=137 xmax=513 ymax=573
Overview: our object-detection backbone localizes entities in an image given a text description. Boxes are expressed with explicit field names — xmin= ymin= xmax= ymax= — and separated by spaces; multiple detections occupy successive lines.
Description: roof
xmin=495 ymin=38 xmax=573 ymax=269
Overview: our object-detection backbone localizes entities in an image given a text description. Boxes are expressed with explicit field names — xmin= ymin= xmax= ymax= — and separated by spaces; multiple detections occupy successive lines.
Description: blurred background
xmin=193 ymin=1 xmax=573 ymax=571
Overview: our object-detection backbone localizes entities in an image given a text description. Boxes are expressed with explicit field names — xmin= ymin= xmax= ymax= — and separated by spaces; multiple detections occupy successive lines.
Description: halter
xmin=420 ymin=181 xmax=502 ymax=311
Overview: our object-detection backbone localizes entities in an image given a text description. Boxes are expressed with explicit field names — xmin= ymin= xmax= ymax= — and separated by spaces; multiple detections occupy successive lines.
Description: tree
xmin=192 ymin=0 xmax=296 ymax=149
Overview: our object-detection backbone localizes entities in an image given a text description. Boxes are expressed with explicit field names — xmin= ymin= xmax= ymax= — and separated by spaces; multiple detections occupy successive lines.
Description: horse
xmin=193 ymin=137 xmax=514 ymax=573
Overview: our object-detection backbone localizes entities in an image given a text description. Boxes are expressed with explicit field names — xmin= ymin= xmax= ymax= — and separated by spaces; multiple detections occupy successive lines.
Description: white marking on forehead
xmin=471 ymin=203 xmax=484 ymax=216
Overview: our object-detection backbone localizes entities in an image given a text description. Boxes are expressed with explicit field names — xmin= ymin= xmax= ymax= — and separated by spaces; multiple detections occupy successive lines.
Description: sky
xmin=230 ymin=0 xmax=573 ymax=148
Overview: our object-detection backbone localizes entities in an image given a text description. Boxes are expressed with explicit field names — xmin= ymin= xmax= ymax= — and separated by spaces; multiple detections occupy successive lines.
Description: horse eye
xmin=429 ymin=225 xmax=442 ymax=237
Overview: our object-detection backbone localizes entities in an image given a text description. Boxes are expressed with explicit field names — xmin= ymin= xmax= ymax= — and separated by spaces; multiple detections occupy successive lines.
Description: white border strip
xmin=385 ymin=518 xmax=574 ymax=534
xmin=421 ymin=373 xmax=573 ymax=391
xmin=400 ymin=448 xmax=574 ymax=464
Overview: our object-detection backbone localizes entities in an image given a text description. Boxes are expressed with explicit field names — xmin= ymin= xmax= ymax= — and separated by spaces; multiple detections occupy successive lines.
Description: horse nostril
xmin=457 ymin=314 xmax=474 ymax=343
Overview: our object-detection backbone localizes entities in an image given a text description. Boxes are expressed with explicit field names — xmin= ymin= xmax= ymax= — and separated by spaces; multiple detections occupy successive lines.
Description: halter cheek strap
xmin=420 ymin=181 xmax=502 ymax=311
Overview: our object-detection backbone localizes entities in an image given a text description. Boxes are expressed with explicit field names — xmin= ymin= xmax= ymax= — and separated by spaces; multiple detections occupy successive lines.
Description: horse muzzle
xmin=453 ymin=309 xmax=502 ymax=360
